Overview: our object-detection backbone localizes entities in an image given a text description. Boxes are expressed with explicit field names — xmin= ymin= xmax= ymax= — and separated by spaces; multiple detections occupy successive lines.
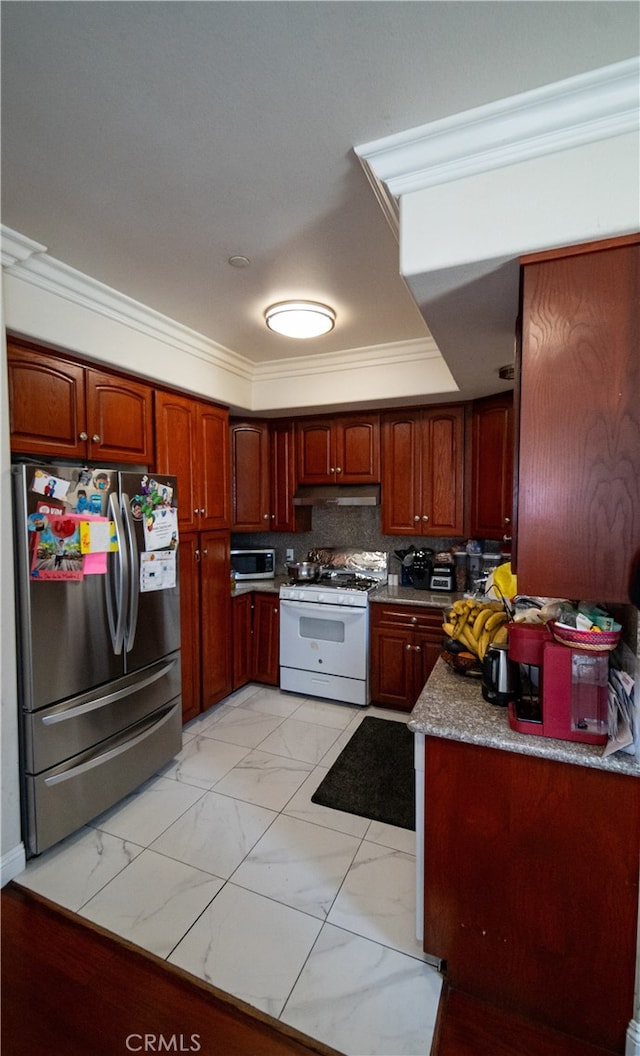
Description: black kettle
xmin=481 ymin=643 xmax=520 ymax=707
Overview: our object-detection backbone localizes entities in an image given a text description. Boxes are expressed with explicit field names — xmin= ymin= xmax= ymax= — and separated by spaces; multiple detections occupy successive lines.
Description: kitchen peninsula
xmin=410 ymin=658 xmax=640 ymax=1054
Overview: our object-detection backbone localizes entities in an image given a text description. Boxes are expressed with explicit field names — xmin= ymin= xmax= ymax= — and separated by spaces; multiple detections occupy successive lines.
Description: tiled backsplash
xmin=231 ymin=504 xmax=501 ymax=576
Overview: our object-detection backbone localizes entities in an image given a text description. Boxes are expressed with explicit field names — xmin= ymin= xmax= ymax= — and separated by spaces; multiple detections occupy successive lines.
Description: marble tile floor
xmin=15 ymin=684 xmax=442 ymax=1056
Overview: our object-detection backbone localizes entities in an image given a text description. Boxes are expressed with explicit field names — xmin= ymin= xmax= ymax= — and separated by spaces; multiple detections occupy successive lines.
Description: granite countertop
xmin=233 ymin=581 xmax=464 ymax=607
xmin=409 ymin=657 xmax=640 ymax=776
xmin=370 ymin=585 xmax=463 ymax=609
xmin=231 ymin=576 xmax=287 ymax=597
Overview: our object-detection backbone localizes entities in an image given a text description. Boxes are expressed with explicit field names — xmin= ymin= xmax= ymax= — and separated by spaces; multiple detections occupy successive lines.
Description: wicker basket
xmin=547 ymin=620 xmax=621 ymax=652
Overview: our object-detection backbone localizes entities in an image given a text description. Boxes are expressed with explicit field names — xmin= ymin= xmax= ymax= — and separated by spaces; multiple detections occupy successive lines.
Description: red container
xmin=508 ymin=622 xmax=552 ymax=665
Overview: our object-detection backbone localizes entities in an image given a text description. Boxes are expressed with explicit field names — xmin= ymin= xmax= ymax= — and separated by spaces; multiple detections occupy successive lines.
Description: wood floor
xmin=1 ymin=883 xmax=619 ymax=1056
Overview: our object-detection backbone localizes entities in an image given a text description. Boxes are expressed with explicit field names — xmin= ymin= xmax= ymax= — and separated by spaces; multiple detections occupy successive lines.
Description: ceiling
xmin=1 ymin=2 xmax=638 ymax=409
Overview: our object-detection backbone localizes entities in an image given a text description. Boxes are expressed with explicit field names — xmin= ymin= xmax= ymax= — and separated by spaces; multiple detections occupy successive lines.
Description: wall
xmin=231 ymin=504 xmax=496 ymax=580
xmin=0 ymin=296 xmax=25 ymax=883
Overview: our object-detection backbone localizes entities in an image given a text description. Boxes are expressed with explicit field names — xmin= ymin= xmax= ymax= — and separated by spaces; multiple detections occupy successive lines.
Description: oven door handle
xmin=280 ymin=599 xmax=367 ymax=619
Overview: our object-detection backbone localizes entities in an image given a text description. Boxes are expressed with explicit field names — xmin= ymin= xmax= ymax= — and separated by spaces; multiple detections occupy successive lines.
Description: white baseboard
xmin=1 ymin=841 xmax=26 ymax=887
xmin=627 ymin=1018 xmax=640 ymax=1056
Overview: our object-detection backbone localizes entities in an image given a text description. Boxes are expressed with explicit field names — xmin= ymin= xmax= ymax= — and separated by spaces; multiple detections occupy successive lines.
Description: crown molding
xmin=1 ymin=224 xmax=431 ymax=383
xmin=355 ymin=57 xmax=640 ymax=198
xmin=1 ymin=226 xmax=254 ymax=381
xmin=253 ymin=336 xmax=442 ymax=381
xmin=1 ymin=227 xmax=47 ymax=268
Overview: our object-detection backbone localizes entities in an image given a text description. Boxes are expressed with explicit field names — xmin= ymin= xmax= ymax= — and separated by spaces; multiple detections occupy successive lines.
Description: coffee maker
xmin=507 ymin=624 xmax=608 ymax=745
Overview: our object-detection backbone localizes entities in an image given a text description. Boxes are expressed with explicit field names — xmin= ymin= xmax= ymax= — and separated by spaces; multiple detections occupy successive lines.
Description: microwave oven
xmin=230 ymin=548 xmax=276 ymax=580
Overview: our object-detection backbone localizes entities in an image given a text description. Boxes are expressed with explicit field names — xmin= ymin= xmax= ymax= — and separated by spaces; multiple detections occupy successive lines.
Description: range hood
xmin=293 ymin=484 xmax=380 ymax=507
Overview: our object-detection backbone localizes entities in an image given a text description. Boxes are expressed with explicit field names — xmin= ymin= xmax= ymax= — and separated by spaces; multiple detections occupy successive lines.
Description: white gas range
xmin=279 ymin=549 xmax=387 ymax=707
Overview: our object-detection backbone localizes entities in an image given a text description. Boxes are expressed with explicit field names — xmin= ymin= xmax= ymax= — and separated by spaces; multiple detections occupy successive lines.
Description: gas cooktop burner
xmin=287 ymin=573 xmax=379 ymax=591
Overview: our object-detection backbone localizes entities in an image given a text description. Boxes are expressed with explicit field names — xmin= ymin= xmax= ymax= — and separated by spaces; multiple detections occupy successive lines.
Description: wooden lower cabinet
xmin=370 ymin=604 xmax=442 ymax=711
xmin=422 ymin=737 xmax=640 ymax=1053
xmin=179 ymin=530 xmax=231 ymax=722
xmin=232 ymin=592 xmax=280 ymax=690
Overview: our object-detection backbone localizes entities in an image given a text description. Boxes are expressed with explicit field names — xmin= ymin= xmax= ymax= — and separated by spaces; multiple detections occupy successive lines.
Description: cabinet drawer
xmin=370 ymin=604 xmax=444 ymax=634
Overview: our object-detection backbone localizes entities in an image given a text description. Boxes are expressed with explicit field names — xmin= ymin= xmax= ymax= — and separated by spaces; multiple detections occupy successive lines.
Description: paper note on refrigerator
xmin=79 ymin=519 xmax=118 ymax=554
xmin=140 ymin=550 xmax=176 ymax=592
xmin=143 ymin=506 xmax=178 ymax=551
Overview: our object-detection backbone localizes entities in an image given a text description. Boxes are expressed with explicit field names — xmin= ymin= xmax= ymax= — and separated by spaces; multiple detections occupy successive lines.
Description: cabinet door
xmin=270 ymin=420 xmax=311 ymax=533
xmin=199 ymin=531 xmax=232 ymax=710
xmin=7 ymin=343 xmax=87 ymax=459
xmin=296 ymin=419 xmax=334 ymax=484
xmin=370 ymin=622 xmax=414 ymax=710
xmin=198 ymin=404 xmax=230 ymax=531
xmin=517 ymin=239 xmax=639 ymax=602
xmin=335 ymin=415 xmax=380 ymax=482
xmin=413 ymin=629 xmax=441 ymax=694
xmin=155 ymin=392 xmax=200 ymax=533
xmin=380 ymin=410 xmax=422 ymax=535
xmin=370 ymin=604 xmax=444 ymax=710
xmin=252 ymin=593 xmax=280 ymax=685
xmin=86 ymin=370 xmax=153 ymax=465
xmin=471 ymin=393 xmax=514 ymax=541
xmin=423 ymin=738 xmax=640 ymax=1052
xmin=230 ymin=420 xmax=271 ymax=531
xmin=421 ymin=406 xmax=465 ymax=536
xmin=178 ymin=534 xmax=202 ymax=723
xmin=231 ymin=592 xmax=252 ymax=690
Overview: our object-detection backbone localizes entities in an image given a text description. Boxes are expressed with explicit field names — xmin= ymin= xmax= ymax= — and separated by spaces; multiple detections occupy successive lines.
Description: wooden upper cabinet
xmin=155 ymin=391 xmax=230 ymax=533
xmin=230 ymin=420 xmax=271 ymax=531
xmin=85 ymin=370 xmax=153 ymax=464
xmin=7 ymin=341 xmax=153 ymax=464
xmin=229 ymin=417 xmax=310 ymax=533
xmin=517 ymin=236 xmax=639 ymax=603
xmin=270 ymin=420 xmax=311 ymax=533
xmin=198 ymin=404 xmax=231 ymax=530
xmin=296 ymin=413 xmax=380 ymax=484
xmin=381 ymin=406 xmax=465 ymax=536
xmin=470 ymin=392 xmax=514 ymax=542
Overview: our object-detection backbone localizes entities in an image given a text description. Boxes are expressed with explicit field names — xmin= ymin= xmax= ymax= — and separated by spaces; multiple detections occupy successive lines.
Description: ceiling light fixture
xmin=264 ymin=300 xmax=336 ymax=339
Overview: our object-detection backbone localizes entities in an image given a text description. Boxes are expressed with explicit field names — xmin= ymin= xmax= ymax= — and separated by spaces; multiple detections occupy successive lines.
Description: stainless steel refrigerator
xmin=12 ymin=463 xmax=182 ymax=856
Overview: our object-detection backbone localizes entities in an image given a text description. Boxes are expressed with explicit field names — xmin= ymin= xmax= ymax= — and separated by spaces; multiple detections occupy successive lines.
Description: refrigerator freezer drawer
xmin=25 ymin=698 xmax=182 ymax=856
xmin=23 ymin=652 xmax=181 ymax=774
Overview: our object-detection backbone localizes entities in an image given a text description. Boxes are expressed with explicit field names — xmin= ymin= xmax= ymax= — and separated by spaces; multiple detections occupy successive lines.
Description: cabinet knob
xmin=92 ymin=434 xmax=101 ymax=444
xmin=200 ymin=508 xmax=206 ymax=515
xmin=422 ymin=514 xmax=429 ymax=522
xmin=202 ymin=548 xmax=208 ymax=556
xmin=504 ymin=516 xmax=511 ymax=525
xmin=336 ymin=467 xmax=342 ymax=474
xmin=413 ymin=515 xmax=421 ymax=522
xmin=274 ymin=607 xmax=278 ymax=614
xmin=414 ymin=645 xmax=422 ymax=653
xmin=503 ymin=534 xmax=512 ymax=543
xmin=195 ymin=549 xmax=201 ymax=562
xmin=330 ymin=467 xmax=335 ymax=474
xmin=411 ymin=616 xmax=418 ymax=624
xmin=263 ymin=513 xmax=270 ymax=520
xmin=79 ymin=431 xmax=88 ymax=441
xmin=406 ymin=644 xmax=412 ymax=651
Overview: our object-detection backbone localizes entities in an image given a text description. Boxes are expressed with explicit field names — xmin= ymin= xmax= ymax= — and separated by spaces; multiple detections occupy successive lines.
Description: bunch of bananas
xmin=443 ymin=598 xmax=510 ymax=661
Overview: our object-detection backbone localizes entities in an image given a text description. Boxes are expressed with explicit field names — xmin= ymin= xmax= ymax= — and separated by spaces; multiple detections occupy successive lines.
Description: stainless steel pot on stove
xmin=287 ymin=561 xmax=320 ymax=582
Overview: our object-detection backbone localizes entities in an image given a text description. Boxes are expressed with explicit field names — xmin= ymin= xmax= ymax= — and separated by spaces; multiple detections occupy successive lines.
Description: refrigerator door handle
xmin=105 ymin=491 xmax=129 ymax=655
xmin=43 ymin=704 xmax=178 ymax=786
xmin=40 ymin=658 xmax=179 ymax=725
xmin=120 ymin=492 xmax=140 ymax=654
